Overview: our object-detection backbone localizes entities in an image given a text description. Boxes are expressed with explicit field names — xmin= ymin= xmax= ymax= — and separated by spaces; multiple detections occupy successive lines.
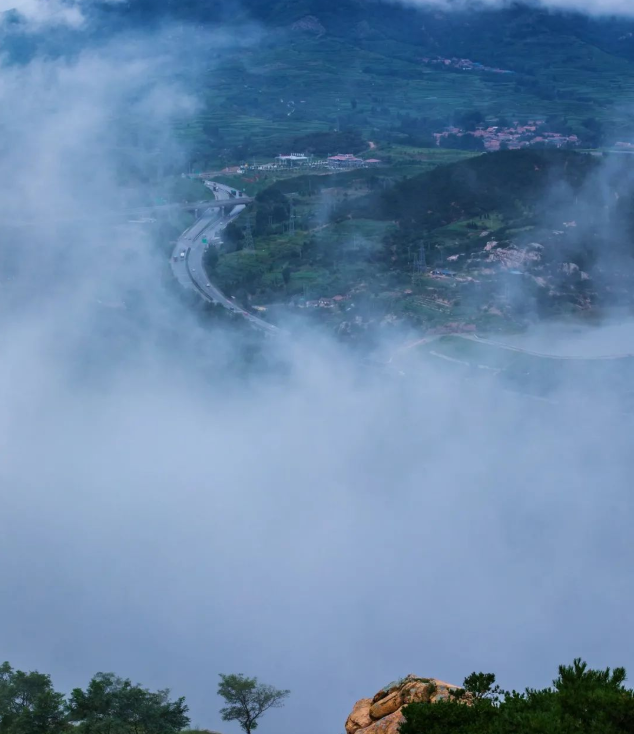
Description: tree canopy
xmin=0 ymin=663 xmax=189 ymax=734
xmin=217 ymin=674 xmax=290 ymax=734
xmin=399 ymin=659 xmax=634 ymax=734
xmin=68 ymin=672 xmax=189 ymax=734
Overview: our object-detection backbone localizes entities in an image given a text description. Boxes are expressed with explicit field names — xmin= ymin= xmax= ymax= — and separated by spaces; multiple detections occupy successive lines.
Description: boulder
xmin=359 ymin=709 xmax=404 ymax=734
xmin=369 ymin=691 xmax=402 ymax=720
xmin=345 ymin=698 xmax=372 ymax=734
xmin=400 ymin=679 xmax=435 ymax=705
xmin=346 ymin=675 xmax=461 ymax=734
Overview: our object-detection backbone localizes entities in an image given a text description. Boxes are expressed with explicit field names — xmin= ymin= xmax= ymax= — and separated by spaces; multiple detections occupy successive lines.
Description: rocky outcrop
xmin=357 ymin=709 xmax=404 ymax=734
xmin=345 ymin=675 xmax=461 ymax=734
xmin=345 ymin=698 xmax=373 ymax=734
xmin=370 ymin=690 xmax=402 ymax=720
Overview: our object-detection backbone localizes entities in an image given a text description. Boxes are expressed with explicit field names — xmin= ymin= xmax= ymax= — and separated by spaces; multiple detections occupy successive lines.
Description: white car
xmin=206 ymin=283 xmax=211 ymax=288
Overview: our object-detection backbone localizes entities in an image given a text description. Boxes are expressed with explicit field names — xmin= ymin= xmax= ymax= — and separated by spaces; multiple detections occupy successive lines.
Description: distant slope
xmin=9 ymin=1 xmax=634 ymax=162
xmin=379 ymin=149 xmax=599 ymax=228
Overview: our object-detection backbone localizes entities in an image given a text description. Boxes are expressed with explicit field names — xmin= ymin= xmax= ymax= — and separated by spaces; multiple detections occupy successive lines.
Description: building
xmin=275 ymin=153 xmax=311 ymax=167
xmin=327 ymin=153 xmax=365 ymax=168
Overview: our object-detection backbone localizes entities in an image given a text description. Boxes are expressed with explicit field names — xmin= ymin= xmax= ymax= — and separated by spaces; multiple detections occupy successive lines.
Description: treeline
xmin=341 ymin=149 xmax=597 ymax=231
xmin=401 ymin=659 xmax=634 ymax=734
xmin=381 ymin=149 xmax=597 ymax=229
xmin=0 ymin=662 xmax=189 ymax=734
xmin=0 ymin=663 xmax=289 ymax=734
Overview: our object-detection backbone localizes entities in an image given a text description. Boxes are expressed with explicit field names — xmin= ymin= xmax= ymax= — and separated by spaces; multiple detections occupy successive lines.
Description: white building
xmin=275 ymin=153 xmax=311 ymax=167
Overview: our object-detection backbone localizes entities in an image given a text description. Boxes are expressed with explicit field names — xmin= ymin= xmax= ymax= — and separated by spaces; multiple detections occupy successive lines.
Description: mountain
xmin=123 ymin=0 xmax=634 ymax=162
xmin=6 ymin=2 xmax=634 ymax=159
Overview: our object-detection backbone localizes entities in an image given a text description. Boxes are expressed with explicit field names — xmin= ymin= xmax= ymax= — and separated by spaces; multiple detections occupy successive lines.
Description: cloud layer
xmin=395 ymin=0 xmax=634 ymax=18
xmin=1 ymin=10 xmax=634 ymax=734
xmin=0 ymin=0 xmax=124 ymax=29
xmin=0 ymin=0 xmax=85 ymax=27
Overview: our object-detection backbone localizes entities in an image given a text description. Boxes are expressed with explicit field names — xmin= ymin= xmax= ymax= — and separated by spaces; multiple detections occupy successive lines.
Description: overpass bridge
xmin=137 ymin=197 xmax=253 ymax=212
xmin=126 ymin=197 xmax=254 ymax=217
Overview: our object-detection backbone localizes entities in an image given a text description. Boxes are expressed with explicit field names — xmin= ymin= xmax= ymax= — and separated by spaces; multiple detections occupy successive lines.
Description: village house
xmin=327 ymin=154 xmax=365 ymax=168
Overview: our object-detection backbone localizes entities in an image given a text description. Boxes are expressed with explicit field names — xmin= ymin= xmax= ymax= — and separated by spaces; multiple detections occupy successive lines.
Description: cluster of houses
xmin=421 ymin=56 xmax=515 ymax=75
xmin=434 ymin=120 xmax=580 ymax=151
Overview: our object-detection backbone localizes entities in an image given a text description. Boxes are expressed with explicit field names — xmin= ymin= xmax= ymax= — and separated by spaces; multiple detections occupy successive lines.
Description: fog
xmin=0 ymin=1 xmax=116 ymax=28
xmin=392 ymin=0 xmax=634 ymax=18
xmin=1 ymin=7 xmax=634 ymax=734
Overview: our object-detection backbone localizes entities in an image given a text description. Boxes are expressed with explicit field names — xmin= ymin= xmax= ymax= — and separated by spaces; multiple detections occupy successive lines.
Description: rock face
xmin=345 ymin=698 xmax=373 ymax=734
xmin=345 ymin=675 xmax=461 ymax=734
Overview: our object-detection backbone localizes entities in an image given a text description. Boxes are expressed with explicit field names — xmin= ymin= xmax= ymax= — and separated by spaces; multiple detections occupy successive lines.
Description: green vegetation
xmin=203 ymin=148 xmax=634 ymax=334
xmin=149 ymin=1 xmax=634 ymax=169
xmin=0 ymin=663 xmax=292 ymax=734
xmin=217 ymin=674 xmax=290 ymax=734
xmin=0 ymin=662 xmax=189 ymax=734
xmin=0 ymin=661 xmax=67 ymax=734
xmin=400 ymin=659 xmax=634 ymax=734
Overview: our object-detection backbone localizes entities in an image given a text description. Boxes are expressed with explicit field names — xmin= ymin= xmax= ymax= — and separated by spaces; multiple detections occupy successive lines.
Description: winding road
xmin=170 ymin=182 xmax=279 ymax=334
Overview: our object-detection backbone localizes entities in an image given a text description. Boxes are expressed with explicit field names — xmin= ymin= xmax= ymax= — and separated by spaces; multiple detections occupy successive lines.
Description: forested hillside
xmin=7 ymin=0 xmax=633 ymax=165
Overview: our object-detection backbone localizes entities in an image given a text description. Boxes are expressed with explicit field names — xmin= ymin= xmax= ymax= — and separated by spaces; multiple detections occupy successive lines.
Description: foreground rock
xmin=345 ymin=675 xmax=461 ymax=734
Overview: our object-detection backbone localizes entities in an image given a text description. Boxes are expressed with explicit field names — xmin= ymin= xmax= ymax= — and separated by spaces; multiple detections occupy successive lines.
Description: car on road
xmin=206 ymin=283 xmax=211 ymax=288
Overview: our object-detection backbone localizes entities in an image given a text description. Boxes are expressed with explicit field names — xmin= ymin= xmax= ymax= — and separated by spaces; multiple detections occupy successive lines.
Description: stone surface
xmin=359 ymin=709 xmax=405 ymax=734
xmin=346 ymin=675 xmax=461 ymax=734
xmin=369 ymin=691 xmax=402 ymax=720
xmin=345 ymin=698 xmax=373 ymax=734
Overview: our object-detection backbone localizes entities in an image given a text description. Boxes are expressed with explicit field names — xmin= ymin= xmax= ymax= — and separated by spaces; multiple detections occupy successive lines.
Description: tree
xmin=0 ymin=662 xmax=67 ymax=734
xmin=451 ymin=673 xmax=502 ymax=703
xmin=217 ymin=674 xmax=289 ymax=734
xmin=204 ymin=245 xmax=219 ymax=274
xmin=282 ymin=264 xmax=292 ymax=289
xmin=68 ymin=673 xmax=189 ymax=734
xmin=222 ymin=221 xmax=245 ymax=251
xmin=400 ymin=660 xmax=634 ymax=734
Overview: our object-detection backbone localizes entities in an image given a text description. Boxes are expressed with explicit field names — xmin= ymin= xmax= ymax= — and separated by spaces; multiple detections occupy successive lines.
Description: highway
xmin=170 ymin=182 xmax=279 ymax=334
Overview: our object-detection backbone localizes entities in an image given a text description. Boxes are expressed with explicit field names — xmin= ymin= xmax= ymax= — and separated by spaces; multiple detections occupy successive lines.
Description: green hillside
xmin=10 ymin=2 xmax=634 ymax=164
xmin=205 ymin=148 xmax=634 ymax=333
xmin=158 ymin=1 xmax=634 ymax=165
